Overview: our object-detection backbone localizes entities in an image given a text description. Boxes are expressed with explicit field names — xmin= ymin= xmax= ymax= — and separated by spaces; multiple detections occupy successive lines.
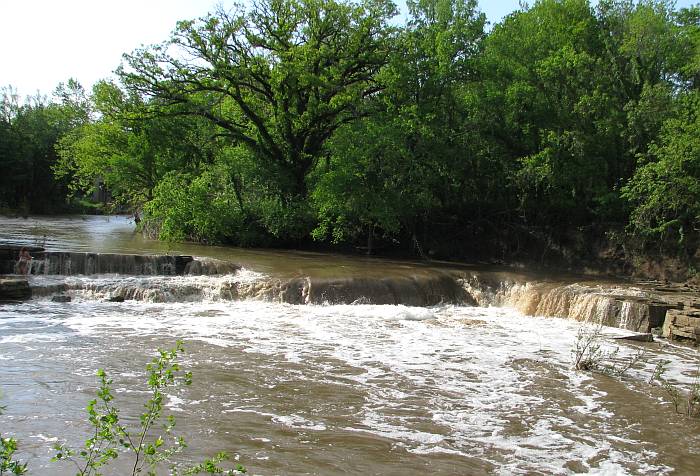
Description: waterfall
xmin=459 ymin=274 xmax=670 ymax=333
xmin=11 ymin=249 xmax=673 ymax=334
xmin=22 ymin=252 xmax=238 ymax=276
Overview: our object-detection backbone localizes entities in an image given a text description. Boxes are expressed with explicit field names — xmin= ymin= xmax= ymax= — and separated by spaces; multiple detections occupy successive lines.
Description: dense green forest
xmin=1 ymin=0 xmax=699 ymax=276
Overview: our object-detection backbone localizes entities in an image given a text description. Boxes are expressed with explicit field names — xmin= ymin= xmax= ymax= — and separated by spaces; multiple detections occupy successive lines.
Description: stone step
xmin=0 ymin=278 xmax=31 ymax=301
xmin=661 ymin=308 xmax=700 ymax=343
xmin=670 ymin=326 xmax=700 ymax=340
xmin=670 ymin=312 xmax=700 ymax=328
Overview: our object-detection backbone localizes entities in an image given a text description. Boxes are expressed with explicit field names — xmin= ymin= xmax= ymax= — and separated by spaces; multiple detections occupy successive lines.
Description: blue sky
xmin=0 ymin=1 xmax=697 ymax=98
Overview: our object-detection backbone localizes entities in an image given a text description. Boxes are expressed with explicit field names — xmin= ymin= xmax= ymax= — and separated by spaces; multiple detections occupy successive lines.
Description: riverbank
xmin=4 ymin=213 xmax=698 ymax=285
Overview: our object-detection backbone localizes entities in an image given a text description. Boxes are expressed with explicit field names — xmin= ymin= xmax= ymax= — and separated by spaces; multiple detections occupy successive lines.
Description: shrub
xmin=0 ymin=402 xmax=27 ymax=476
xmin=572 ymin=323 xmax=647 ymax=376
xmin=650 ymin=360 xmax=700 ymax=418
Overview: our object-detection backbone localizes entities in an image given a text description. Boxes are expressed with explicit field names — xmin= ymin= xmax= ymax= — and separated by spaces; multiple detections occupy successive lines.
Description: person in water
xmin=17 ymin=247 xmax=32 ymax=275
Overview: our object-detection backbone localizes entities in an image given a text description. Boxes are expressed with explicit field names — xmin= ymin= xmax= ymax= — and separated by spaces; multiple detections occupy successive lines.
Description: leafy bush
xmin=144 ymin=171 xmax=245 ymax=244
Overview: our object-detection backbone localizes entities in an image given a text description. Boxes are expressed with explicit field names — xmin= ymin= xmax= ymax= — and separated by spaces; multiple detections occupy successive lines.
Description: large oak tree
xmin=119 ymin=0 xmax=397 ymax=199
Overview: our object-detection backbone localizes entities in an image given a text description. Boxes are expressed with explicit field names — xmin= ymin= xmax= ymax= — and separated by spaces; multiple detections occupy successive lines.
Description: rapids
xmin=1 ymin=215 xmax=699 ymax=475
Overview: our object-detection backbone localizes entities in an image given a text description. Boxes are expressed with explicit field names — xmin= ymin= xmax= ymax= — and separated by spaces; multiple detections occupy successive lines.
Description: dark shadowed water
xmin=1 ymin=216 xmax=699 ymax=475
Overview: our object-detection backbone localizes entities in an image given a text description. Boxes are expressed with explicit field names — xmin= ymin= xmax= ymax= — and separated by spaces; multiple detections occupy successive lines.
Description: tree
xmin=55 ymin=81 xmax=219 ymax=209
xmin=310 ymin=114 xmax=408 ymax=250
xmin=0 ymin=83 xmax=89 ymax=214
xmin=119 ymin=0 xmax=397 ymax=203
xmin=622 ymin=91 xmax=700 ymax=253
xmin=310 ymin=0 xmax=486 ymax=253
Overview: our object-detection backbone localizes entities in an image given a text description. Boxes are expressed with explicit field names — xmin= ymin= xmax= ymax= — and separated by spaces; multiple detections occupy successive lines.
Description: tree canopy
xmin=120 ymin=0 xmax=397 ymax=199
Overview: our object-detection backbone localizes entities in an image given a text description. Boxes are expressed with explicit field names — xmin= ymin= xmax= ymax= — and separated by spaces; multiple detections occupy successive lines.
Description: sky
xmin=0 ymin=0 xmax=696 ymax=99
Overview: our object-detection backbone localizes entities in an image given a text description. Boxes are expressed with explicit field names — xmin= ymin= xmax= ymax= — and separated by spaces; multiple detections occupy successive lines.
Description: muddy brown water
xmin=1 ymin=215 xmax=699 ymax=475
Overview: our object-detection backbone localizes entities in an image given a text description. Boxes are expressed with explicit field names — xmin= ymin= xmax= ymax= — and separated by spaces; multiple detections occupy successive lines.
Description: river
xmin=1 ymin=215 xmax=699 ymax=475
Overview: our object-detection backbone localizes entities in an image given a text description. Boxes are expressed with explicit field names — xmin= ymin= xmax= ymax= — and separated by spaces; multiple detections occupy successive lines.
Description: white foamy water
xmin=28 ymin=268 xmax=268 ymax=302
xmin=2 ymin=286 xmax=699 ymax=475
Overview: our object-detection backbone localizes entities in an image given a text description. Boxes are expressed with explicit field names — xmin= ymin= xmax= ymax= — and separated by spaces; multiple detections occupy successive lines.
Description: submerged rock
xmin=612 ymin=333 xmax=654 ymax=343
xmin=51 ymin=295 xmax=71 ymax=303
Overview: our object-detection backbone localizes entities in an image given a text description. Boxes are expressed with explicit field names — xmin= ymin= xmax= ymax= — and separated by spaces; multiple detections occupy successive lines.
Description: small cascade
xmin=460 ymin=275 xmax=670 ymax=333
xmin=300 ymin=274 xmax=469 ymax=306
xmin=205 ymin=273 xmax=469 ymax=305
xmin=21 ymin=252 xmax=237 ymax=277
xmin=30 ymin=270 xmax=470 ymax=306
xmin=35 ymin=270 xmax=264 ymax=303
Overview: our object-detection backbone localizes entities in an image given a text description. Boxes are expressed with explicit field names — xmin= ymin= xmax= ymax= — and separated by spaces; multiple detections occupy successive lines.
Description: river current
xmin=1 ymin=216 xmax=699 ymax=475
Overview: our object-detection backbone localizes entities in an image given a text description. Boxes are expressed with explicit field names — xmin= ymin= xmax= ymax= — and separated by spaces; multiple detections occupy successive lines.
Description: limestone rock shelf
xmin=646 ymin=283 xmax=700 ymax=344
xmin=0 ymin=277 xmax=31 ymax=301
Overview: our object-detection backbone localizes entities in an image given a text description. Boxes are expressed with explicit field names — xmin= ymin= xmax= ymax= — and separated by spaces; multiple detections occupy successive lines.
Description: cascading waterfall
xmin=31 ymin=271 xmax=470 ymax=306
xmin=16 ymin=249 xmax=671 ymax=333
xmin=459 ymin=274 xmax=669 ymax=332
xmin=21 ymin=252 xmax=238 ymax=276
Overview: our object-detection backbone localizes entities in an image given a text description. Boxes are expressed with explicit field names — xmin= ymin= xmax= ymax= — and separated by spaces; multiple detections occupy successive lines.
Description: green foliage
xmin=120 ymin=0 xmax=397 ymax=202
xmin=311 ymin=117 xmax=406 ymax=244
xmin=311 ymin=0 xmax=488 ymax=250
xmin=0 ymin=435 xmax=27 ymax=476
xmin=482 ymin=0 xmax=618 ymax=226
xmin=55 ymin=81 xmax=219 ymax=210
xmin=0 ymin=403 xmax=27 ymax=476
xmin=0 ymin=82 xmax=89 ymax=214
xmin=144 ymin=169 xmax=244 ymax=243
xmin=180 ymin=452 xmax=246 ymax=476
xmin=52 ymin=341 xmax=243 ymax=476
xmin=622 ymin=92 xmax=700 ymax=251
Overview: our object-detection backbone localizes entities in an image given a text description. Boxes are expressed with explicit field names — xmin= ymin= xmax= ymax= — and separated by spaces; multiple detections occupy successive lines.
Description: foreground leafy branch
xmin=53 ymin=340 xmax=244 ymax=475
xmin=0 ymin=403 xmax=27 ymax=476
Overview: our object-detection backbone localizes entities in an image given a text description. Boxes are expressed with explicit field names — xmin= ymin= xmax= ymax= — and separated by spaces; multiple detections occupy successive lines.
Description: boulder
xmin=662 ymin=308 xmax=700 ymax=343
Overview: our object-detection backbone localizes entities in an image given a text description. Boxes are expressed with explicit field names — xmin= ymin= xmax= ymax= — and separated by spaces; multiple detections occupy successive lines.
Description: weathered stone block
xmin=0 ymin=278 xmax=31 ymax=301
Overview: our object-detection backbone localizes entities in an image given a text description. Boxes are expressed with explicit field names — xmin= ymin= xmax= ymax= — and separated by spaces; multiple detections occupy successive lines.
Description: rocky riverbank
xmin=648 ymin=281 xmax=700 ymax=344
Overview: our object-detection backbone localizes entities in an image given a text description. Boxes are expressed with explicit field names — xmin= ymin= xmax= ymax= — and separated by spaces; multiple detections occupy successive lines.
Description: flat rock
xmin=612 ymin=333 xmax=654 ymax=343
xmin=0 ymin=277 xmax=31 ymax=301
